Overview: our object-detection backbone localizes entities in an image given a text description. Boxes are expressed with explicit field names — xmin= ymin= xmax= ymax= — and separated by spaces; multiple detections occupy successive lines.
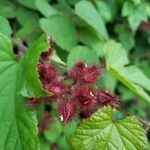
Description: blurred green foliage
xmin=0 ymin=0 xmax=150 ymax=149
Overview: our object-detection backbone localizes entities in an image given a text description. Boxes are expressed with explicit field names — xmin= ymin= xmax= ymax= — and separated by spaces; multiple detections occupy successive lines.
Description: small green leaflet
xmin=104 ymin=40 xmax=150 ymax=103
xmin=71 ymin=106 xmax=148 ymax=150
xmin=0 ymin=33 xmax=39 ymax=150
xmin=20 ymin=34 xmax=51 ymax=98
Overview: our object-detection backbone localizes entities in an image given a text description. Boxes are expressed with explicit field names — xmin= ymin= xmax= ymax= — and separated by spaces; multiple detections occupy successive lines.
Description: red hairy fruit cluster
xmin=28 ymin=48 xmax=118 ymax=124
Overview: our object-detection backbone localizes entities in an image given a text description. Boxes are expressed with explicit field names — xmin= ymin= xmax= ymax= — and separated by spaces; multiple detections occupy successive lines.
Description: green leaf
xmin=0 ymin=16 xmax=12 ymax=36
xmin=75 ymin=0 xmax=108 ymax=40
xmin=36 ymin=0 xmax=57 ymax=18
xmin=104 ymin=40 xmax=150 ymax=102
xmin=71 ymin=106 xmax=148 ymax=150
xmin=104 ymin=40 xmax=129 ymax=69
xmin=122 ymin=1 xmax=148 ymax=31
xmin=67 ymin=46 xmax=99 ymax=69
xmin=58 ymin=136 xmax=70 ymax=150
xmin=16 ymin=6 xmax=39 ymax=26
xmin=39 ymin=137 xmax=50 ymax=150
xmin=44 ymin=120 xmax=62 ymax=143
xmin=0 ymin=33 xmax=39 ymax=150
xmin=15 ymin=22 xmax=40 ymax=43
xmin=118 ymin=85 xmax=135 ymax=101
xmin=0 ymin=1 xmax=16 ymax=18
xmin=40 ymin=15 xmax=77 ymax=51
xmin=20 ymin=35 xmax=51 ymax=97
xmin=122 ymin=1 xmax=134 ymax=17
xmin=94 ymin=0 xmax=112 ymax=22
xmin=96 ymin=72 xmax=117 ymax=92
xmin=17 ymin=0 xmax=36 ymax=10
xmin=78 ymin=27 xmax=105 ymax=57
xmin=51 ymin=53 xmax=66 ymax=66
xmin=115 ymin=25 xmax=135 ymax=51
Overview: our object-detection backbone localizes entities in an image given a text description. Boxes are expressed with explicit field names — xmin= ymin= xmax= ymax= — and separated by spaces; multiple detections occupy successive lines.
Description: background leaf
xmin=0 ymin=1 xmax=16 ymax=18
xmin=122 ymin=1 xmax=148 ymax=31
xmin=67 ymin=46 xmax=99 ymax=68
xmin=75 ymin=0 xmax=108 ymax=40
xmin=40 ymin=15 xmax=77 ymax=51
xmin=36 ymin=0 xmax=57 ymax=18
xmin=0 ymin=16 xmax=12 ymax=36
xmin=16 ymin=6 xmax=39 ymax=26
xmin=17 ymin=0 xmax=36 ymax=10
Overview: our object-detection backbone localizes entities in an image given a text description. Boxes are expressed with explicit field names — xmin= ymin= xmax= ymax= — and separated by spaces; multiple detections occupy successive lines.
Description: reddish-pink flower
xmin=58 ymin=101 xmax=76 ymax=123
xmin=97 ymin=90 xmax=118 ymax=106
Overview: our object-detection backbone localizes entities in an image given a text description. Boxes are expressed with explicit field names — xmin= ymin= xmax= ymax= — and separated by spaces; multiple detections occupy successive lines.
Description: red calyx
xmin=74 ymin=86 xmax=96 ymax=107
xmin=82 ymin=65 xmax=100 ymax=83
xmin=69 ymin=61 xmax=100 ymax=83
xmin=45 ymin=82 xmax=65 ymax=98
xmin=38 ymin=62 xmax=58 ymax=83
xmin=97 ymin=90 xmax=118 ymax=106
xmin=69 ymin=61 xmax=86 ymax=80
xmin=58 ymin=101 xmax=76 ymax=124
